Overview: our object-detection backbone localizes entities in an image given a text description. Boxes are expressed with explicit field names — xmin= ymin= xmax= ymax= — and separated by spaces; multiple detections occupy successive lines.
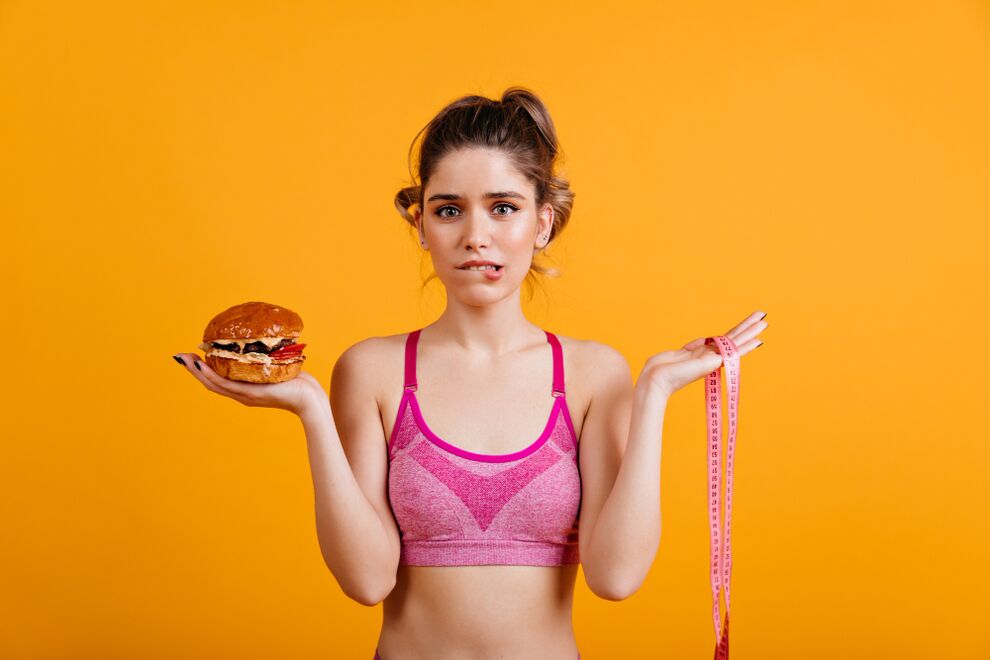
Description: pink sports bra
xmin=386 ymin=328 xmax=582 ymax=567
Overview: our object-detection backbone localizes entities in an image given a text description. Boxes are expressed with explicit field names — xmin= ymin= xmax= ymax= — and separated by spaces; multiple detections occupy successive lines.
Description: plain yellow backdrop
xmin=3 ymin=1 xmax=988 ymax=657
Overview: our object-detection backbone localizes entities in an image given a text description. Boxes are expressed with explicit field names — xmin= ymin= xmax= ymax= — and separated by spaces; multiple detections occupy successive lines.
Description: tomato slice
xmin=269 ymin=343 xmax=306 ymax=359
xmin=271 ymin=346 xmax=304 ymax=355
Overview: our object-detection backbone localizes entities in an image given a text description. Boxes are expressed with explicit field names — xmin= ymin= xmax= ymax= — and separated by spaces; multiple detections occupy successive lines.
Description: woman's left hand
xmin=639 ymin=310 xmax=768 ymax=399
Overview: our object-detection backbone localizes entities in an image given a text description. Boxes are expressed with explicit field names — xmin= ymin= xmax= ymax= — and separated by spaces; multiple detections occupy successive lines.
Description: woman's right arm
xmin=299 ymin=339 xmax=401 ymax=606
xmin=175 ymin=341 xmax=401 ymax=606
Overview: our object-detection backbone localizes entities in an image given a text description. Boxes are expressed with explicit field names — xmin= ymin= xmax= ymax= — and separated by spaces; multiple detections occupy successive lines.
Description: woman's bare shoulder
xmin=332 ymin=331 xmax=409 ymax=399
xmin=336 ymin=332 xmax=407 ymax=371
xmin=551 ymin=331 xmax=608 ymax=359
xmin=551 ymin=332 xmax=630 ymax=383
xmin=338 ymin=332 xmax=406 ymax=356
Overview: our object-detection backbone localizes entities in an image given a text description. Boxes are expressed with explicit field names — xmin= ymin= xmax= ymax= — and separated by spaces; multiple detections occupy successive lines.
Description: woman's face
xmin=414 ymin=147 xmax=552 ymax=303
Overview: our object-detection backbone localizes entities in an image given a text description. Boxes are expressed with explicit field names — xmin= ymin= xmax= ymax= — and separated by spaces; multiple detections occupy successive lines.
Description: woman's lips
xmin=458 ymin=265 xmax=504 ymax=281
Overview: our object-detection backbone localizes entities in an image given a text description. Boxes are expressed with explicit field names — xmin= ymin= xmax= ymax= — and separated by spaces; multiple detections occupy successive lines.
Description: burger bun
xmin=204 ymin=354 xmax=304 ymax=384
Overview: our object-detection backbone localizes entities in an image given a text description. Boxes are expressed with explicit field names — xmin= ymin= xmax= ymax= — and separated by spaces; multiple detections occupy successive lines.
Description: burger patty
xmin=210 ymin=338 xmax=296 ymax=355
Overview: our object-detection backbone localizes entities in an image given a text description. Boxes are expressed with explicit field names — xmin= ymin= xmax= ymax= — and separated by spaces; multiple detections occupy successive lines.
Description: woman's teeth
xmin=462 ymin=265 xmax=499 ymax=271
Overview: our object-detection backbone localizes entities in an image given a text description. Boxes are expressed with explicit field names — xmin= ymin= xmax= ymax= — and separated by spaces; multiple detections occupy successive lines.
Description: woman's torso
xmin=373 ymin=327 xmax=589 ymax=659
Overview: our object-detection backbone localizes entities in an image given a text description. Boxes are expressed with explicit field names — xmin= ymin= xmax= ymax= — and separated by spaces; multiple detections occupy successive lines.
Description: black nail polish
xmin=194 ymin=361 xmax=201 ymax=371
xmin=756 ymin=342 xmax=764 ymax=348
xmin=173 ymin=355 xmax=186 ymax=366
xmin=760 ymin=312 xmax=767 ymax=321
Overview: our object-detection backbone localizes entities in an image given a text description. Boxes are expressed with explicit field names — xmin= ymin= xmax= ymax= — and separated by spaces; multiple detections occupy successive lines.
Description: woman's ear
xmin=415 ymin=209 xmax=427 ymax=249
xmin=537 ymin=203 xmax=554 ymax=246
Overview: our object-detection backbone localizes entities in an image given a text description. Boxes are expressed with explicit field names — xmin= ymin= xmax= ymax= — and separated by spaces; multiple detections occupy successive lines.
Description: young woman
xmin=174 ymin=87 xmax=768 ymax=659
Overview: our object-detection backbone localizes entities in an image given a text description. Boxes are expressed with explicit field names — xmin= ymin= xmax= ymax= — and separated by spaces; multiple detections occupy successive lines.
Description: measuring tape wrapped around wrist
xmin=704 ymin=335 xmax=740 ymax=660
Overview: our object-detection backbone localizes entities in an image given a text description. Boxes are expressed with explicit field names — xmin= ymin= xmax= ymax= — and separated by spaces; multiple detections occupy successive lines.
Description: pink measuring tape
xmin=704 ymin=335 xmax=740 ymax=660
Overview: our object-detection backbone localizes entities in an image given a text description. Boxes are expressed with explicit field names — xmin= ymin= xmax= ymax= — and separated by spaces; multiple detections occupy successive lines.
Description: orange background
xmin=3 ymin=1 xmax=988 ymax=657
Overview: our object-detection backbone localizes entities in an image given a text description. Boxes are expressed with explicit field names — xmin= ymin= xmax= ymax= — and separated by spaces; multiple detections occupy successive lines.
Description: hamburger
xmin=197 ymin=301 xmax=307 ymax=383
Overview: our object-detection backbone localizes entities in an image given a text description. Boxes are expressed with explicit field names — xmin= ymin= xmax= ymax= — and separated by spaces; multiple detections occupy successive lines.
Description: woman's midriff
xmin=377 ymin=564 xmax=580 ymax=660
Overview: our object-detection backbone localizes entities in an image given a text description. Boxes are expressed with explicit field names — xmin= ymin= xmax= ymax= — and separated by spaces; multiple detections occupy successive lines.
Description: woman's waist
xmin=380 ymin=587 xmax=578 ymax=660
xmin=384 ymin=564 xmax=577 ymax=637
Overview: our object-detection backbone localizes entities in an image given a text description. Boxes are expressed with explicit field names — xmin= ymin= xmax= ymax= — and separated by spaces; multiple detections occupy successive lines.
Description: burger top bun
xmin=203 ymin=301 xmax=303 ymax=341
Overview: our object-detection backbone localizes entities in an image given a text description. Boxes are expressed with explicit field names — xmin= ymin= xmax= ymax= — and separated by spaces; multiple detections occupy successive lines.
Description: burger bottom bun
xmin=204 ymin=354 xmax=304 ymax=384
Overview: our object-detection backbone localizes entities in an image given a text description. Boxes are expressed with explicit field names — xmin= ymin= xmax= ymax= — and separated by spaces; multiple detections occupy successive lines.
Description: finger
xmin=682 ymin=336 xmax=707 ymax=351
xmin=683 ymin=309 xmax=768 ymax=352
xmin=684 ymin=322 xmax=767 ymax=355
xmin=192 ymin=355 xmax=260 ymax=399
xmin=725 ymin=310 xmax=767 ymax=339
xmin=178 ymin=353 xmax=247 ymax=399
xmin=734 ymin=337 xmax=765 ymax=358
xmin=176 ymin=353 xmax=226 ymax=394
xmin=175 ymin=352 xmax=204 ymax=377
xmin=730 ymin=318 xmax=768 ymax=347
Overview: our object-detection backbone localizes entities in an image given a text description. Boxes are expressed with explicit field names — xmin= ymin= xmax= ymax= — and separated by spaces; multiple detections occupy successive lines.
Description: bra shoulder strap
xmin=404 ymin=329 xmax=421 ymax=392
xmin=544 ymin=330 xmax=566 ymax=397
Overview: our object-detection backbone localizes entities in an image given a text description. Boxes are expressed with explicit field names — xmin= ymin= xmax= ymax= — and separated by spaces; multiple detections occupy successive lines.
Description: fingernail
xmin=194 ymin=361 xmax=201 ymax=371
xmin=756 ymin=341 xmax=764 ymax=348
xmin=173 ymin=355 xmax=186 ymax=366
xmin=760 ymin=312 xmax=767 ymax=321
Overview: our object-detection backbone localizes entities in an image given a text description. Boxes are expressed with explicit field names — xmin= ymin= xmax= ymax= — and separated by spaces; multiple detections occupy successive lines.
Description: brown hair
xmin=394 ymin=87 xmax=575 ymax=296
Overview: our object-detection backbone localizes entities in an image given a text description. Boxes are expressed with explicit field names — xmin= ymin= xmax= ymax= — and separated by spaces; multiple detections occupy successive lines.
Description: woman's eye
xmin=493 ymin=203 xmax=518 ymax=215
xmin=436 ymin=206 xmax=460 ymax=218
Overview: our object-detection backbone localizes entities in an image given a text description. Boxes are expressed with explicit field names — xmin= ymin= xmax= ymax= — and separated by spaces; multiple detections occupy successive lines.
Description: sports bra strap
xmin=404 ymin=329 xmax=422 ymax=391
xmin=403 ymin=328 xmax=565 ymax=397
xmin=544 ymin=330 xmax=566 ymax=397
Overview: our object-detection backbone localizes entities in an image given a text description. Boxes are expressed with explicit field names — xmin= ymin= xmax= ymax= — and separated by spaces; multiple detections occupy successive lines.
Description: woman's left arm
xmin=579 ymin=310 xmax=768 ymax=601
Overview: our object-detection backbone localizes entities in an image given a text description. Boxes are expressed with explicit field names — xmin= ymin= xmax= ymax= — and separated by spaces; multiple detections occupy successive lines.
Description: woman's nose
xmin=461 ymin=211 xmax=492 ymax=248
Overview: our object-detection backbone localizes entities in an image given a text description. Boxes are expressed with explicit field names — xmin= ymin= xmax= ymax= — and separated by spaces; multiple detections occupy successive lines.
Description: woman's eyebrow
xmin=426 ymin=191 xmax=526 ymax=202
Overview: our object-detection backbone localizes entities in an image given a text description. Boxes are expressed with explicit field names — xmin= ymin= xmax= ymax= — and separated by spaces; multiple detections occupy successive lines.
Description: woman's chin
xmin=446 ymin=283 xmax=516 ymax=305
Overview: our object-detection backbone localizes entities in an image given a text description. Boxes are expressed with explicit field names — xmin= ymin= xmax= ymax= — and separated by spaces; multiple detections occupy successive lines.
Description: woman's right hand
xmin=173 ymin=353 xmax=326 ymax=416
